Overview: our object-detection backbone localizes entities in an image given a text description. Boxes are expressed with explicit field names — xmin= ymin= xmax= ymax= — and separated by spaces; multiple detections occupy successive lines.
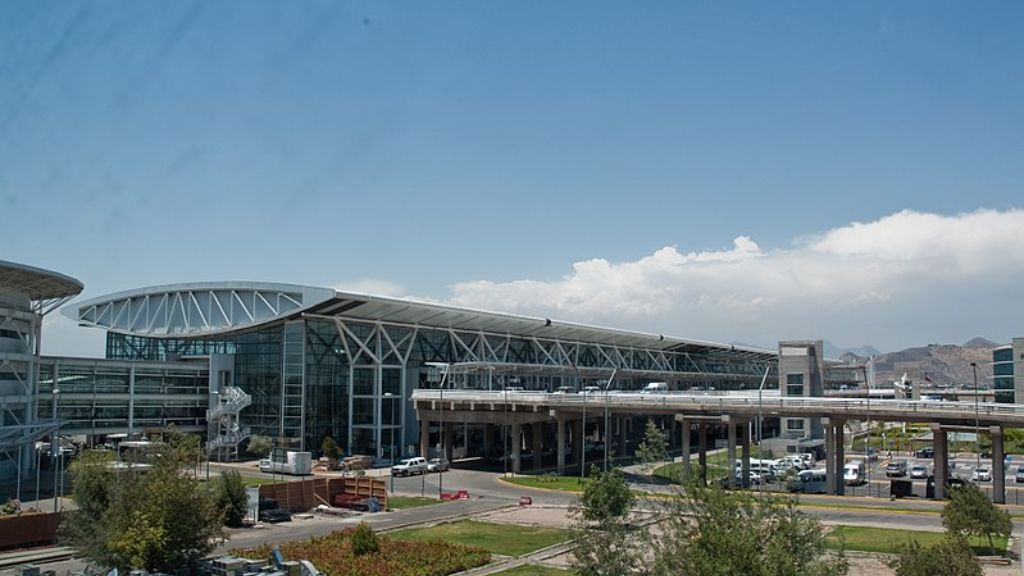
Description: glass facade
xmin=105 ymin=317 xmax=774 ymax=458
xmin=993 ymin=346 xmax=1015 ymax=404
xmin=37 ymin=357 xmax=208 ymax=438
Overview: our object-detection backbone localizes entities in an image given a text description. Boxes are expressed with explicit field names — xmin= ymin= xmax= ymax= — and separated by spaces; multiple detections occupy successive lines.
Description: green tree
xmin=216 ymin=470 xmax=249 ymax=527
xmin=247 ymin=435 xmax=273 ymax=458
xmin=635 ymin=418 xmax=668 ymax=479
xmin=941 ymin=483 xmax=1012 ymax=555
xmin=63 ymin=437 xmax=223 ymax=573
xmin=321 ymin=436 xmax=341 ymax=460
xmin=575 ymin=465 xmax=635 ymax=523
xmin=648 ymin=477 xmax=848 ymax=576
xmin=888 ymin=537 xmax=982 ymax=576
xmin=571 ymin=466 xmax=640 ymax=576
xmin=349 ymin=522 xmax=380 ymax=556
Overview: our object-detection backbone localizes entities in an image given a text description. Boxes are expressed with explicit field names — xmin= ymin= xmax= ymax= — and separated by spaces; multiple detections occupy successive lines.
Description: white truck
xmin=259 ymin=451 xmax=313 ymax=475
xmin=843 ymin=460 xmax=866 ymax=485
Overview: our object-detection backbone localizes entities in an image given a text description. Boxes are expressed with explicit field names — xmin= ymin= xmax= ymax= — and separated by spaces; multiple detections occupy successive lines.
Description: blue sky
xmin=2 ymin=2 xmax=1022 ymax=355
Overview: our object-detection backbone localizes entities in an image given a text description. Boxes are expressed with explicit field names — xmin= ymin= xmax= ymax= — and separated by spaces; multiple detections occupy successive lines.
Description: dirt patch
xmin=475 ymin=505 xmax=574 ymax=529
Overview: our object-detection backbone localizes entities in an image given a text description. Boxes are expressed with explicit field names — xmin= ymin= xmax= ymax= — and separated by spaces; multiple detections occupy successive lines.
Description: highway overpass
xmin=412 ymin=389 xmax=1023 ymax=502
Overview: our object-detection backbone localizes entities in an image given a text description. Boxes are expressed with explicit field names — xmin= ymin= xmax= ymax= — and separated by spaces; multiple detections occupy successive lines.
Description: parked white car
xmin=391 ymin=456 xmax=428 ymax=476
xmin=972 ymin=467 xmax=992 ymax=482
xmin=427 ymin=458 xmax=450 ymax=472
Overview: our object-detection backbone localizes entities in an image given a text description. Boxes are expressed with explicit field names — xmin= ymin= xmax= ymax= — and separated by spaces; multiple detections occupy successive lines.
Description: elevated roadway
xmin=413 ymin=389 xmax=1024 ymax=503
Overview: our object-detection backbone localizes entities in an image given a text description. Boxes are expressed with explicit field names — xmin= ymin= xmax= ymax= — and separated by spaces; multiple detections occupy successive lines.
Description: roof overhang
xmin=62 ymin=282 xmax=777 ymax=360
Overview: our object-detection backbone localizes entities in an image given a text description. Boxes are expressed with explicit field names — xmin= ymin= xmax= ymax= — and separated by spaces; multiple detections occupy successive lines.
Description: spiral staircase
xmin=206 ymin=385 xmax=251 ymax=461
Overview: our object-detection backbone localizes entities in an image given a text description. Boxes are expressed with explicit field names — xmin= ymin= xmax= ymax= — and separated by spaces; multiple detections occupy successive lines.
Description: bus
xmin=790 ymin=469 xmax=828 ymax=494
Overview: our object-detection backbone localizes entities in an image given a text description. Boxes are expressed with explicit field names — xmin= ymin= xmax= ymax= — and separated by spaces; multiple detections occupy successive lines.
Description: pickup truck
xmin=391 ymin=456 xmax=428 ymax=476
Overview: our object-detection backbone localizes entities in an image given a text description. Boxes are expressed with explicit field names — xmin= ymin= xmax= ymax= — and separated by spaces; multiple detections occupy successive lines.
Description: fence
xmin=258 ymin=476 xmax=388 ymax=512
xmin=0 ymin=512 xmax=61 ymax=550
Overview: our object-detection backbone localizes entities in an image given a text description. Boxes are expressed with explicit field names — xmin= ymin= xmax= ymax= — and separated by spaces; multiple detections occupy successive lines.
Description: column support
xmin=825 ymin=420 xmax=836 ymax=495
xmin=618 ymin=416 xmax=628 ymax=457
xmin=933 ymin=424 xmax=948 ymax=500
xmin=532 ymin=422 xmax=544 ymax=471
xmin=511 ymin=422 xmax=521 ymax=475
xmin=557 ymin=416 xmax=566 ymax=475
xmin=726 ymin=419 xmax=737 ymax=489
xmin=992 ymin=426 xmax=1005 ymax=504
xmin=442 ymin=422 xmax=453 ymax=461
xmin=698 ymin=423 xmax=708 ymax=482
xmin=834 ymin=421 xmax=845 ymax=496
xmin=740 ymin=420 xmax=751 ymax=489
xmin=680 ymin=417 xmax=691 ymax=481
xmin=419 ymin=418 xmax=430 ymax=458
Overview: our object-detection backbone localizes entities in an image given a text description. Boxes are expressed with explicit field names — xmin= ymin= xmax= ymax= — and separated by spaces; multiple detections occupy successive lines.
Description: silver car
xmin=910 ymin=464 xmax=928 ymax=479
xmin=427 ymin=457 xmax=450 ymax=472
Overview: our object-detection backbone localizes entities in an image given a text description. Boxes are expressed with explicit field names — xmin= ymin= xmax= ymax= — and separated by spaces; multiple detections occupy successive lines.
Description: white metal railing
xmin=208 ymin=426 xmax=251 ymax=448
xmin=411 ymin=389 xmax=1024 ymax=423
xmin=206 ymin=386 xmax=251 ymax=421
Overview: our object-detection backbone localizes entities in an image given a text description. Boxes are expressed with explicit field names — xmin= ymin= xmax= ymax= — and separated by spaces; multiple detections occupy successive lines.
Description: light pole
xmin=575 ymin=365 xmax=587 ymax=483
xmin=431 ymin=363 xmax=450 ymax=499
xmin=603 ymin=369 xmax=617 ymax=472
xmin=51 ymin=388 xmax=61 ymax=513
xmin=385 ymin=392 xmax=398 ymax=493
xmin=860 ymin=363 xmax=871 ymax=496
xmin=971 ymin=362 xmax=980 ymax=471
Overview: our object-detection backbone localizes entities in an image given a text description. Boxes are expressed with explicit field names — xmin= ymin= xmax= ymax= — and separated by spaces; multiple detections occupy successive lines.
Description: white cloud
xmin=443 ymin=209 xmax=1024 ymax=351
xmin=333 ymin=278 xmax=406 ymax=297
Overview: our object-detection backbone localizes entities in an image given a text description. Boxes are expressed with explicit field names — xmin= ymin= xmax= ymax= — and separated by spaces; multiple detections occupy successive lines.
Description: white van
xmin=643 ymin=382 xmax=669 ymax=393
xmin=843 ymin=460 xmax=866 ymax=485
xmin=793 ymin=469 xmax=828 ymax=493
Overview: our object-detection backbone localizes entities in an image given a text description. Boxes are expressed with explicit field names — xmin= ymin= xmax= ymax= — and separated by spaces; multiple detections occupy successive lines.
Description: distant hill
xmin=840 ymin=339 xmax=996 ymax=388
xmin=963 ymin=336 xmax=999 ymax=349
xmin=823 ymin=340 xmax=881 ymax=360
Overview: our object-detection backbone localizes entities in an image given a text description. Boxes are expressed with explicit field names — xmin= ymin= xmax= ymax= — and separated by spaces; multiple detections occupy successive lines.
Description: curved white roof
xmin=0 ymin=260 xmax=84 ymax=300
xmin=63 ymin=281 xmax=775 ymax=359
xmin=63 ymin=282 xmax=335 ymax=337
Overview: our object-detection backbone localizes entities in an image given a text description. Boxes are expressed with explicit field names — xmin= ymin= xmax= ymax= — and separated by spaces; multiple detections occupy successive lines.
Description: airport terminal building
xmin=66 ymin=282 xmax=777 ymax=460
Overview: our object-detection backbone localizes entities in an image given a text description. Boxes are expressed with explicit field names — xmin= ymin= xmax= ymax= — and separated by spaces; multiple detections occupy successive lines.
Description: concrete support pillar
xmin=834 ymin=422 xmax=845 ymax=496
xmin=483 ymin=424 xmax=495 ymax=459
xmin=825 ymin=422 xmax=836 ymax=495
xmin=726 ymin=420 xmax=737 ymax=489
xmin=420 ymin=418 xmax=430 ymax=458
xmin=933 ymin=424 xmax=948 ymax=500
xmin=443 ymin=422 xmax=454 ymax=461
xmin=532 ymin=422 xmax=544 ymax=470
xmin=511 ymin=422 xmax=522 ymax=475
xmin=992 ymin=426 xmax=1005 ymax=504
xmin=740 ymin=421 xmax=751 ymax=489
xmin=618 ymin=416 xmax=628 ymax=457
xmin=680 ymin=417 xmax=691 ymax=481
xmin=698 ymin=423 xmax=708 ymax=482
xmin=557 ymin=417 xmax=567 ymax=475
xmin=572 ymin=419 xmax=584 ymax=470
xmin=670 ymin=417 xmax=679 ymax=450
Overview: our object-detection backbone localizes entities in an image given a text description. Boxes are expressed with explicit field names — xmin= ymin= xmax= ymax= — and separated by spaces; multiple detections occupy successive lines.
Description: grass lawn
xmin=388 ymin=495 xmax=446 ymax=510
xmin=502 ymin=474 xmax=592 ymax=492
xmin=240 ymin=475 xmax=275 ymax=487
xmin=826 ymin=525 xmax=1008 ymax=556
xmin=492 ymin=565 xmax=573 ymax=575
xmin=389 ymin=519 xmax=573 ymax=557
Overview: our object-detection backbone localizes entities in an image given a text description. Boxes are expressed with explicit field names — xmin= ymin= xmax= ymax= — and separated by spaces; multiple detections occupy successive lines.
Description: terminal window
xmin=786 ymin=373 xmax=804 ymax=396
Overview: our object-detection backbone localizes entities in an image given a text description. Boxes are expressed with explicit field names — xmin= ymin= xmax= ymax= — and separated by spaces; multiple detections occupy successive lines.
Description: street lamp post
xmin=603 ymin=369 xmax=617 ymax=472
xmin=51 ymin=388 xmax=60 ymax=513
xmin=575 ymin=365 xmax=587 ymax=483
xmin=971 ymin=362 xmax=980 ymax=472
xmin=384 ymin=392 xmax=398 ymax=493
xmin=433 ymin=364 xmax=451 ymax=499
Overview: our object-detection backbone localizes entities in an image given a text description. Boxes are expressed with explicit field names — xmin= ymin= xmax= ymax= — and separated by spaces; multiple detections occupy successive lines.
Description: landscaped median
xmin=825 ymin=525 xmax=1009 ymax=557
xmin=234 ymin=519 xmax=573 ymax=576
xmin=389 ymin=519 xmax=573 ymax=557
xmin=491 ymin=566 xmax=573 ymax=575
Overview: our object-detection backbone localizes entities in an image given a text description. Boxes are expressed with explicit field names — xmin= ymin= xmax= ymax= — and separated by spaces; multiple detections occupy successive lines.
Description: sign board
xmin=246 ymin=486 xmax=260 ymax=524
